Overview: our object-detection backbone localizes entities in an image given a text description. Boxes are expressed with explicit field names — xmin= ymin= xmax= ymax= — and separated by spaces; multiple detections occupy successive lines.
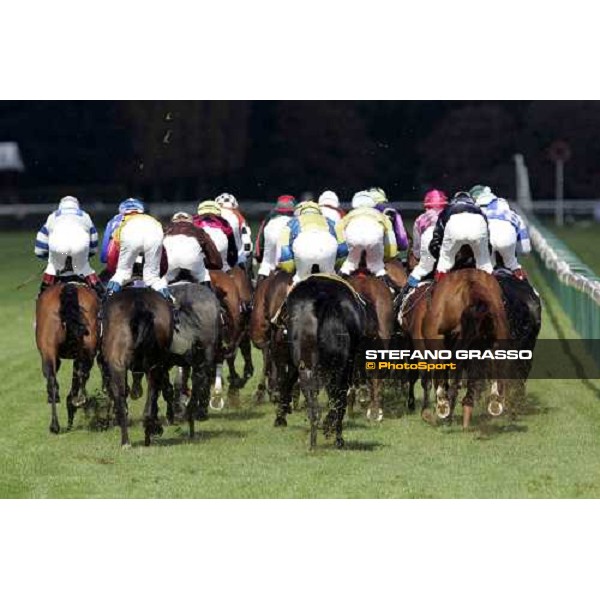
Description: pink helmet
xmin=423 ymin=189 xmax=448 ymax=210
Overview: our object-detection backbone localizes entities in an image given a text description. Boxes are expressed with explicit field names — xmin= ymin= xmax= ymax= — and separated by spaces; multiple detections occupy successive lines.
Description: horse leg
xmin=130 ymin=372 xmax=144 ymax=400
xmin=300 ymin=367 xmax=320 ymax=449
xmin=227 ymin=353 xmax=243 ymax=390
xmin=407 ymin=371 xmax=417 ymax=413
xmin=109 ymin=366 xmax=130 ymax=447
xmin=487 ymin=379 xmax=504 ymax=417
xmin=210 ymin=363 xmax=225 ymax=411
xmin=143 ymin=368 xmax=164 ymax=446
xmin=162 ymin=371 xmax=177 ymax=425
xmin=43 ymin=358 xmax=61 ymax=434
xmin=462 ymin=378 xmax=482 ymax=430
xmin=366 ymin=377 xmax=383 ymax=422
xmin=240 ymin=333 xmax=254 ymax=381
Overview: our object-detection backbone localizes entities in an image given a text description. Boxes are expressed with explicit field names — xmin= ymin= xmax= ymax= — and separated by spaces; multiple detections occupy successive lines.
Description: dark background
xmin=1 ymin=100 xmax=599 ymax=203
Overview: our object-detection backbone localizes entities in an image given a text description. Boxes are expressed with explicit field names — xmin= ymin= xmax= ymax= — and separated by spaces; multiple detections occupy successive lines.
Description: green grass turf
xmin=546 ymin=221 xmax=600 ymax=275
xmin=1 ymin=231 xmax=600 ymax=498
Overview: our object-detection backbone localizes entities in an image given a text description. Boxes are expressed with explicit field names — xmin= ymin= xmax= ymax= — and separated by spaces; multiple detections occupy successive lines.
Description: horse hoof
xmin=274 ymin=416 xmax=287 ymax=427
xmin=72 ymin=395 xmax=86 ymax=408
xmin=335 ymin=438 xmax=345 ymax=449
xmin=121 ymin=443 xmax=131 ymax=450
xmin=421 ymin=408 xmax=436 ymax=425
xmin=436 ymin=400 xmax=451 ymax=419
xmin=130 ymin=385 xmax=143 ymax=400
xmin=210 ymin=393 xmax=225 ymax=411
xmin=253 ymin=390 xmax=265 ymax=404
xmin=49 ymin=423 xmax=60 ymax=435
xmin=488 ymin=399 xmax=504 ymax=417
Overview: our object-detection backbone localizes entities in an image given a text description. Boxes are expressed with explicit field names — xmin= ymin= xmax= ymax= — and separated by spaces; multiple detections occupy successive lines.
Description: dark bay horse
xmin=286 ymin=275 xmax=366 ymax=449
xmin=347 ymin=271 xmax=394 ymax=421
xmin=226 ymin=265 xmax=255 ymax=393
xmin=36 ymin=282 xmax=100 ymax=433
xmin=101 ymin=287 xmax=173 ymax=447
xmin=249 ymin=269 xmax=293 ymax=406
xmin=422 ymin=269 xmax=511 ymax=428
xmin=163 ymin=281 xmax=221 ymax=438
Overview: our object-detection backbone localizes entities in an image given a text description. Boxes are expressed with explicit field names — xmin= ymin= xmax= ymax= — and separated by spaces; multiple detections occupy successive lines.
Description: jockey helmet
xmin=318 ymin=190 xmax=339 ymax=208
xmin=215 ymin=192 xmax=238 ymax=209
xmin=197 ymin=200 xmax=222 ymax=216
xmin=294 ymin=201 xmax=321 ymax=217
xmin=368 ymin=187 xmax=388 ymax=204
xmin=171 ymin=212 xmax=193 ymax=223
xmin=275 ymin=194 xmax=296 ymax=213
xmin=423 ymin=189 xmax=448 ymax=210
xmin=119 ymin=198 xmax=145 ymax=214
xmin=470 ymin=185 xmax=496 ymax=207
xmin=58 ymin=196 xmax=80 ymax=211
xmin=451 ymin=191 xmax=474 ymax=203
xmin=352 ymin=190 xmax=376 ymax=209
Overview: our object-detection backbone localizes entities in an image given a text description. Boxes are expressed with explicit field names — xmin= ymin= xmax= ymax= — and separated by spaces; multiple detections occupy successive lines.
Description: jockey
xmin=470 ymin=185 xmax=531 ymax=280
xmin=255 ymin=194 xmax=296 ymax=281
xmin=318 ymin=190 xmax=345 ymax=224
xmin=35 ymin=196 xmax=103 ymax=297
xmin=429 ymin=191 xmax=493 ymax=281
xmin=278 ymin=201 xmax=347 ymax=283
xmin=105 ymin=198 xmax=171 ymax=299
xmin=193 ymin=200 xmax=238 ymax=272
xmin=215 ymin=192 xmax=253 ymax=266
xmin=163 ymin=212 xmax=223 ymax=285
xmin=369 ymin=187 xmax=409 ymax=252
xmin=337 ymin=190 xmax=398 ymax=289
xmin=404 ymin=189 xmax=448 ymax=291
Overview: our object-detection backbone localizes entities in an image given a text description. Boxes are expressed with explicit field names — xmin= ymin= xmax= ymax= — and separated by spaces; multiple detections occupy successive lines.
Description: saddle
xmin=398 ymin=280 xmax=434 ymax=318
xmin=306 ymin=273 xmax=367 ymax=306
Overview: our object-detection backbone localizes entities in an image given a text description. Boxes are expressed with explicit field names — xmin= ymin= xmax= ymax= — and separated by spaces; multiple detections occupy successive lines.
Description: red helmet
xmin=423 ymin=189 xmax=448 ymax=210
xmin=275 ymin=194 xmax=296 ymax=214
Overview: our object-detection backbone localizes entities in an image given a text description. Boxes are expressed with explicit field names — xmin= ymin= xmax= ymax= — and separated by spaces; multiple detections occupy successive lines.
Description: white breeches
xmin=339 ymin=218 xmax=385 ymax=276
xmin=46 ymin=223 xmax=95 ymax=277
xmin=110 ymin=218 xmax=167 ymax=290
xmin=410 ymin=226 xmax=435 ymax=281
xmin=489 ymin=219 xmax=520 ymax=271
xmin=203 ymin=228 xmax=230 ymax=272
xmin=258 ymin=217 xmax=290 ymax=277
xmin=163 ymin=234 xmax=210 ymax=283
xmin=436 ymin=213 xmax=493 ymax=274
xmin=292 ymin=230 xmax=338 ymax=283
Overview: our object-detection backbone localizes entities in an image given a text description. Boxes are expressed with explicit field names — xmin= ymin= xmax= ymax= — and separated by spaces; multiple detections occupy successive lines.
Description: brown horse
xmin=249 ymin=269 xmax=293 ymax=406
xmin=101 ymin=287 xmax=173 ymax=447
xmin=36 ymin=282 xmax=100 ymax=434
xmin=385 ymin=257 xmax=409 ymax=290
xmin=227 ymin=265 xmax=255 ymax=390
xmin=397 ymin=280 xmax=435 ymax=416
xmin=422 ymin=269 xmax=511 ymax=429
xmin=347 ymin=271 xmax=394 ymax=421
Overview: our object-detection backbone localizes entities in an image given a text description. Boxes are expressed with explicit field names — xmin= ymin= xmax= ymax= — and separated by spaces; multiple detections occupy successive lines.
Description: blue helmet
xmin=118 ymin=198 xmax=145 ymax=214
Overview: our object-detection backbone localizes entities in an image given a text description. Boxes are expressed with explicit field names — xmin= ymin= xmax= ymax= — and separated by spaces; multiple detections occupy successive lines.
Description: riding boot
xmin=159 ymin=288 xmax=180 ymax=330
xmin=38 ymin=274 xmax=56 ymax=298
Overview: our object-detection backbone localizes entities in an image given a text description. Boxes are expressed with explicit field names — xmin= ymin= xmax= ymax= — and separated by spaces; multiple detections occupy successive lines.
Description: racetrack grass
xmin=1 ymin=232 xmax=600 ymax=498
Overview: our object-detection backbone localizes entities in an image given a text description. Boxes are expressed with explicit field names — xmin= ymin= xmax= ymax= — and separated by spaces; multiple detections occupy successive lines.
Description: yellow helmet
xmin=369 ymin=187 xmax=388 ymax=204
xmin=294 ymin=201 xmax=322 ymax=217
xmin=197 ymin=200 xmax=222 ymax=216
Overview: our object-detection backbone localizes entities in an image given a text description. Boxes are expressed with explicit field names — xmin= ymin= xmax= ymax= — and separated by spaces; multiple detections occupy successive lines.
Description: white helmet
xmin=351 ymin=190 xmax=376 ymax=209
xmin=318 ymin=190 xmax=339 ymax=208
xmin=472 ymin=185 xmax=496 ymax=207
xmin=215 ymin=192 xmax=238 ymax=209
xmin=58 ymin=196 xmax=80 ymax=211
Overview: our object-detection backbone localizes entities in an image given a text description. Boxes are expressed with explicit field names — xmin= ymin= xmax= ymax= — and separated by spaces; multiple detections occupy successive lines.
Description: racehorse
xmin=249 ymin=269 xmax=293 ymax=406
xmin=397 ymin=280 xmax=435 ymax=417
xmin=286 ymin=275 xmax=366 ymax=449
xmin=163 ymin=280 xmax=221 ymax=438
xmin=347 ymin=270 xmax=394 ymax=421
xmin=36 ymin=281 xmax=100 ymax=433
xmin=385 ymin=256 xmax=409 ymax=290
xmin=227 ymin=264 xmax=255 ymax=392
xmin=422 ymin=269 xmax=511 ymax=429
xmin=101 ymin=287 xmax=173 ymax=447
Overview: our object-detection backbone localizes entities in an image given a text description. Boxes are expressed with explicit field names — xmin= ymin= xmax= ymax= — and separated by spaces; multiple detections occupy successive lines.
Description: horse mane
xmin=59 ymin=284 xmax=88 ymax=340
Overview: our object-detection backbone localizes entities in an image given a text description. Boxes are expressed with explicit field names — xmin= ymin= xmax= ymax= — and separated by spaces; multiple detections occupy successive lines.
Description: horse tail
xmin=131 ymin=293 xmax=157 ymax=351
xmin=461 ymin=285 xmax=496 ymax=345
xmin=59 ymin=284 xmax=88 ymax=340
